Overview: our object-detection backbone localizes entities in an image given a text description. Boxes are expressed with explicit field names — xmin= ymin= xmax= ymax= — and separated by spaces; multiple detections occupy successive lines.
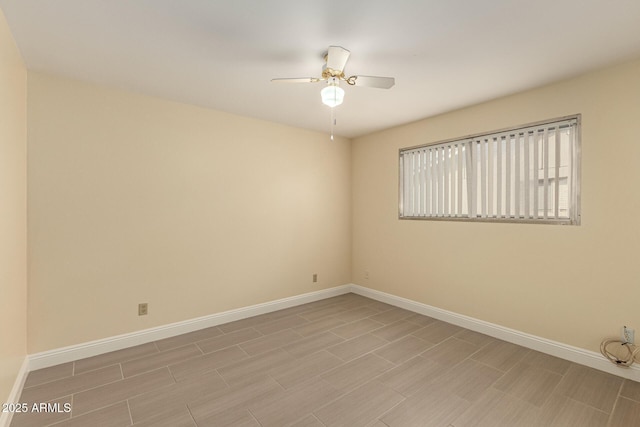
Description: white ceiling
xmin=2 ymin=1 xmax=640 ymax=138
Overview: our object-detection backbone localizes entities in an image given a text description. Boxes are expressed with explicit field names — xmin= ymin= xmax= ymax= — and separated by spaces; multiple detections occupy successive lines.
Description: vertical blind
xmin=399 ymin=116 xmax=580 ymax=224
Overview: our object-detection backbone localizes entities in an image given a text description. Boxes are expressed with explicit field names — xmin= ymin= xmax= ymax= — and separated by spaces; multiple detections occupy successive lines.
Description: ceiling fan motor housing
xmin=322 ymin=63 xmax=344 ymax=80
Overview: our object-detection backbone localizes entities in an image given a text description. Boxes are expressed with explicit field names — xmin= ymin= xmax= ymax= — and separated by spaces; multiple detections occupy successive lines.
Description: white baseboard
xmin=349 ymin=284 xmax=640 ymax=382
xmin=29 ymin=284 xmax=351 ymax=371
xmin=0 ymin=357 xmax=29 ymax=427
xmin=10 ymin=282 xmax=638 ymax=421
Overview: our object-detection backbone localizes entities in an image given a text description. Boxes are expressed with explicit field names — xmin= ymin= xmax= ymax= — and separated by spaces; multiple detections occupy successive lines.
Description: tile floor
xmin=10 ymin=293 xmax=640 ymax=426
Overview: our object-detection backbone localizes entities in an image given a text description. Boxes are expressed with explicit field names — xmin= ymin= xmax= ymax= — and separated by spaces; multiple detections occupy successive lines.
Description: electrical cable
xmin=600 ymin=338 xmax=640 ymax=367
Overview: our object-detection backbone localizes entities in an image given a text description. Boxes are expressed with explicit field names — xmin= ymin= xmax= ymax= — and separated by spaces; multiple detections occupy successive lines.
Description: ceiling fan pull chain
xmin=330 ymin=108 xmax=335 ymax=140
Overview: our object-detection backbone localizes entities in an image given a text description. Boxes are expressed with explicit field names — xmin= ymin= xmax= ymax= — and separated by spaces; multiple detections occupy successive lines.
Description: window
xmin=399 ymin=115 xmax=581 ymax=224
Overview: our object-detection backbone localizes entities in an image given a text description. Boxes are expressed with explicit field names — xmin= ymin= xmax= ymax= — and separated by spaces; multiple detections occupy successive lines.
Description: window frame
xmin=398 ymin=114 xmax=581 ymax=225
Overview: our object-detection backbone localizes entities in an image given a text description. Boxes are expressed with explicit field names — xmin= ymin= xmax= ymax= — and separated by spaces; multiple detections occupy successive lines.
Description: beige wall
xmin=0 ymin=8 xmax=27 ymax=404
xmin=352 ymin=58 xmax=640 ymax=354
xmin=27 ymin=72 xmax=351 ymax=353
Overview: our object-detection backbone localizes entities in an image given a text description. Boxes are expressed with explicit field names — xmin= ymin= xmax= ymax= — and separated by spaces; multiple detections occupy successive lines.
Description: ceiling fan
xmin=271 ymin=46 xmax=395 ymax=108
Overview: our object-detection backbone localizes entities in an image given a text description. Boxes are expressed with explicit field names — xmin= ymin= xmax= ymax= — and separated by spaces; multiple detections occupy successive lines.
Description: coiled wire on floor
xmin=600 ymin=338 xmax=640 ymax=367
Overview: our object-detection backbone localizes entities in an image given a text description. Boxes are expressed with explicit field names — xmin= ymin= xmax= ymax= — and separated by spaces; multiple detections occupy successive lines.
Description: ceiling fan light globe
xmin=321 ymin=85 xmax=344 ymax=108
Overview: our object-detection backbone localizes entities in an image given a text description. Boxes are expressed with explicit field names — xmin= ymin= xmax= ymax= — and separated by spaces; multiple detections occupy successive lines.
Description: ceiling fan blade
xmin=271 ymin=77 xmax=321 ymax=83
xmin=326 ymin=46 xmax=350 ymax=72
xmin=350 ymin=75 xmax=395 ymax=89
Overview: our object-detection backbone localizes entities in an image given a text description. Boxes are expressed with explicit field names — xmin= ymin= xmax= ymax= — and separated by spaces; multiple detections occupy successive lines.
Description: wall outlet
xmin=138 ymin=303 xmax=148 ymax=316
xmin=622 ymin=326 xmax=635 ymax=344
xmin=312 ymin=274 xmax=318 ymax=283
